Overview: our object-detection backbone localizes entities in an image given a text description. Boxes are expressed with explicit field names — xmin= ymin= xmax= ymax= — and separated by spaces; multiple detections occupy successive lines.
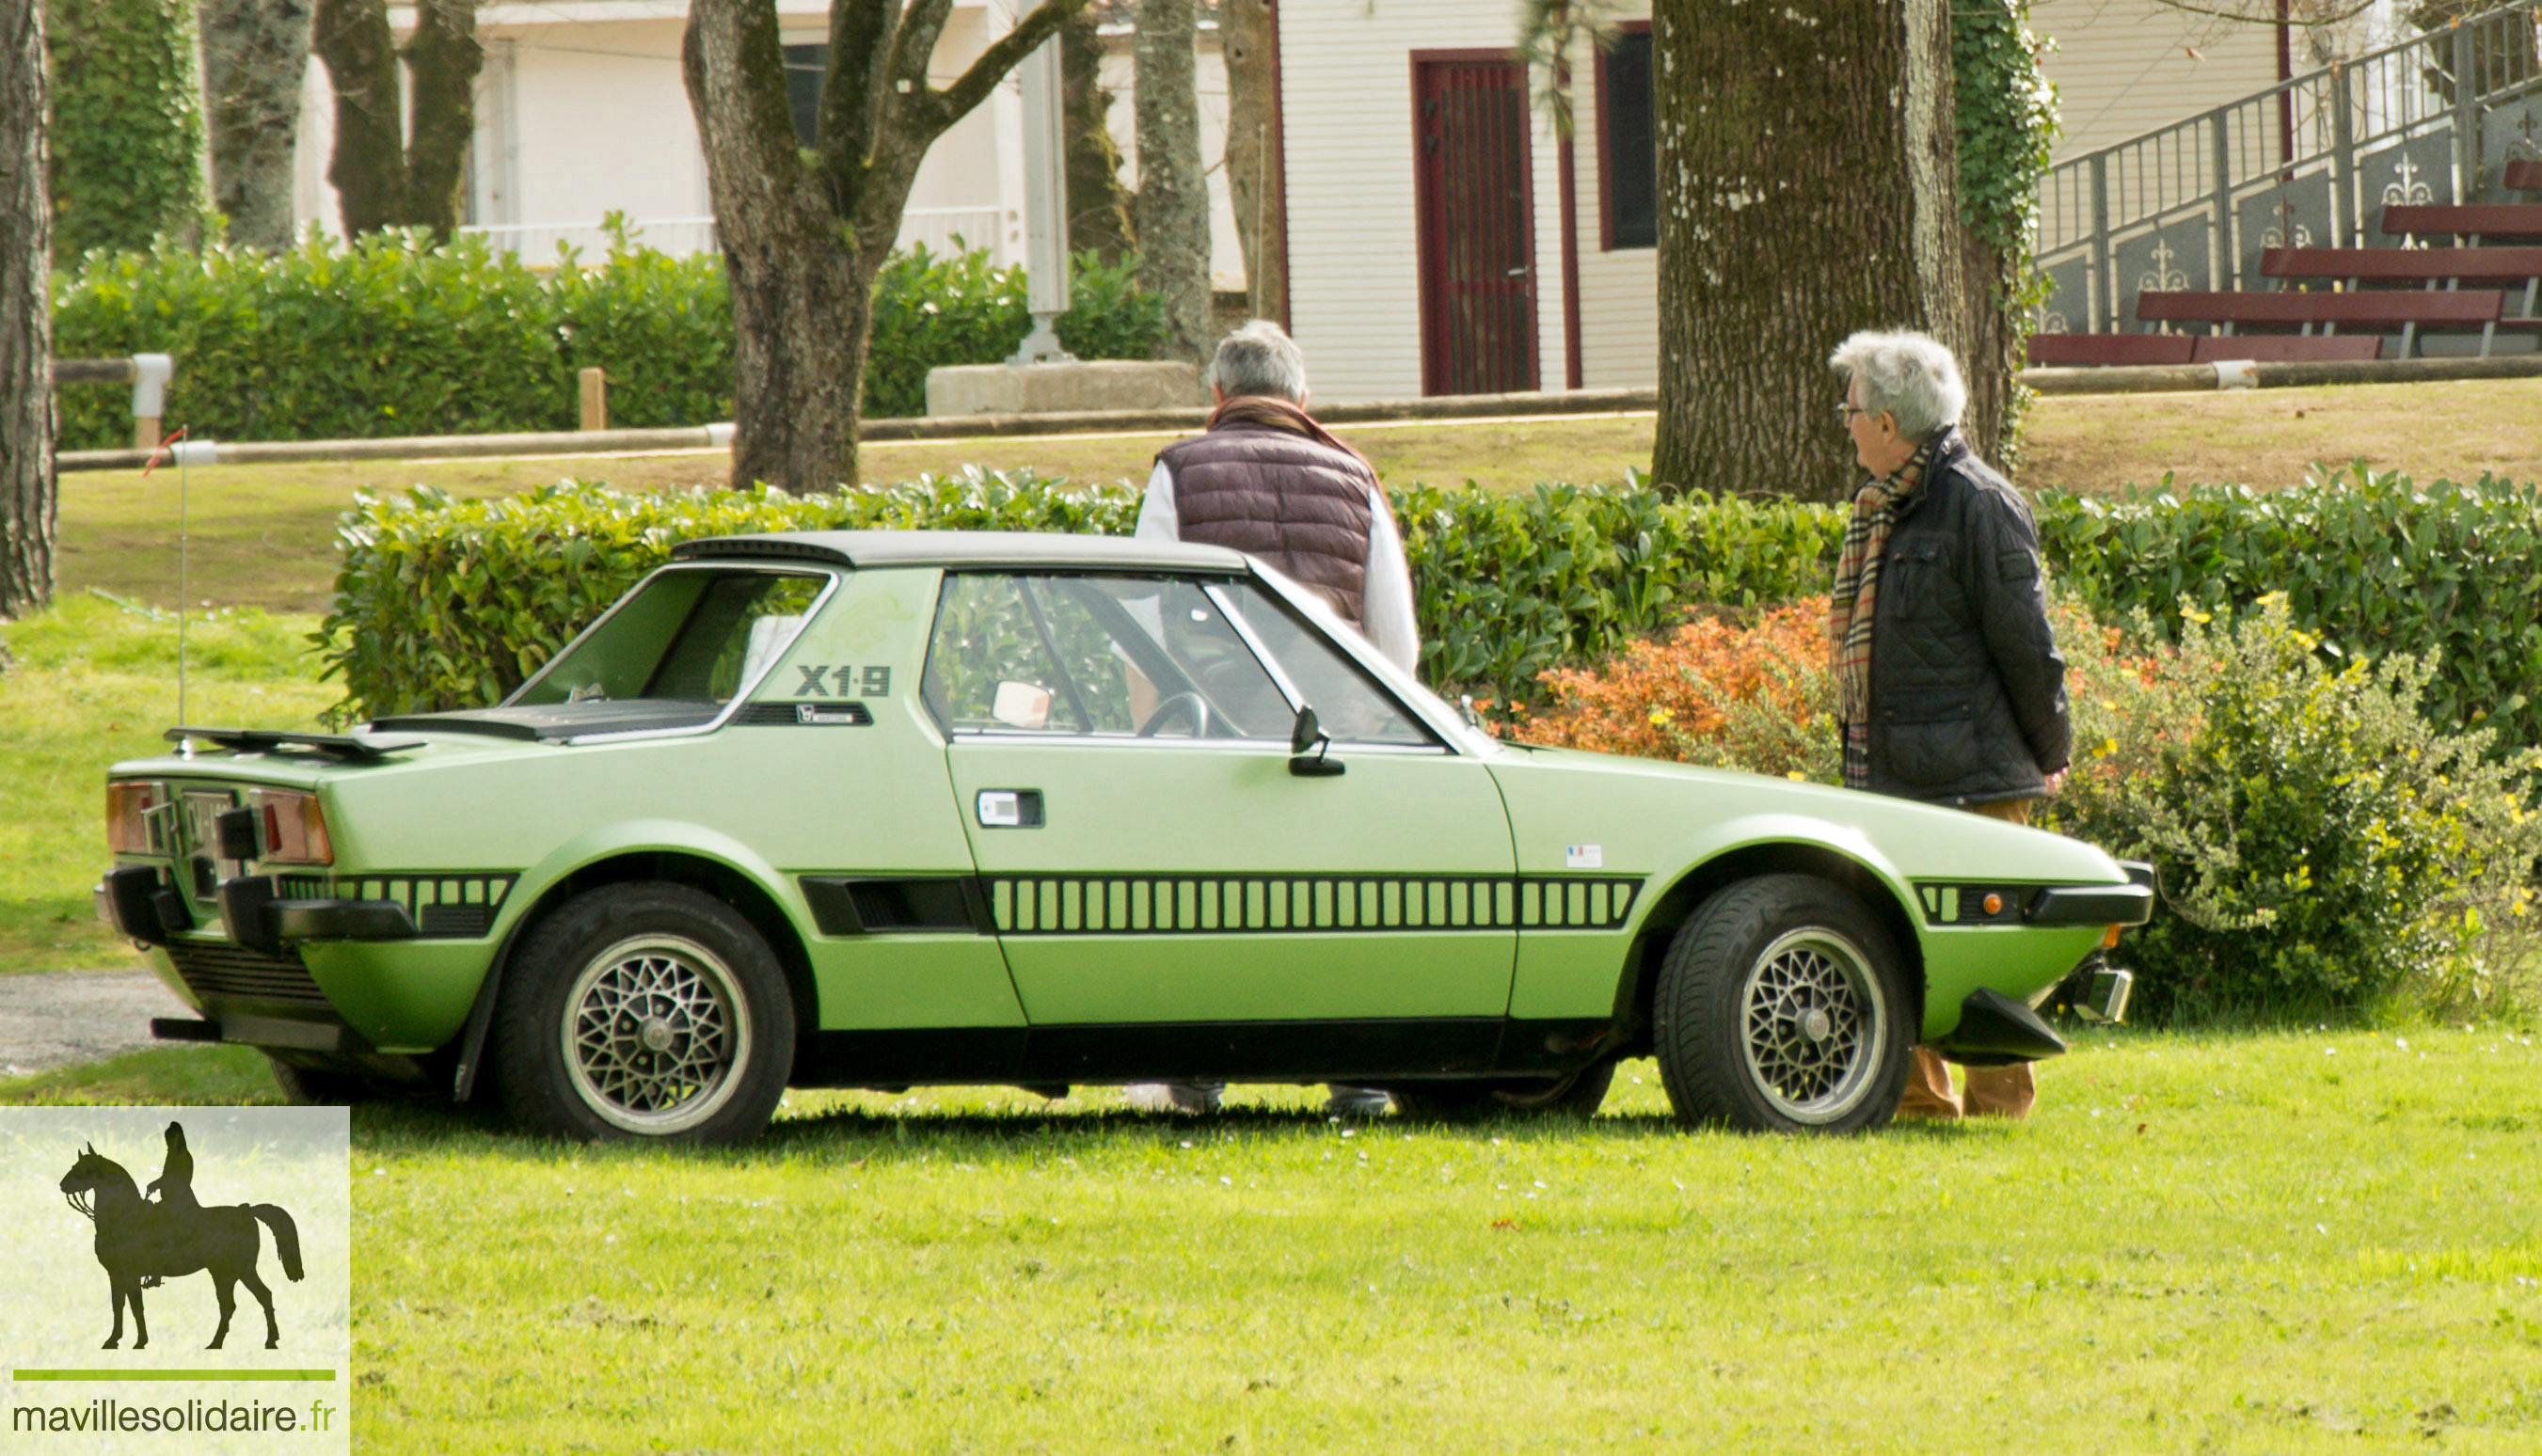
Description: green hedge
xmin=52 ymin=234 xmax=1168 ymax=451
xmin=315 ymin=472 xmax=1840 ymax=724
xmin=2035 ymin=466 xmax=2542 ymax=757
xmin=317 ymin=465 xmax=2542 ymax=764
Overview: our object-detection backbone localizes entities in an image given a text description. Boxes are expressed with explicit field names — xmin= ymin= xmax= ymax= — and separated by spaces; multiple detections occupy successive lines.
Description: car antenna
xmin=142 ymin=427 xmax=210 ymax=754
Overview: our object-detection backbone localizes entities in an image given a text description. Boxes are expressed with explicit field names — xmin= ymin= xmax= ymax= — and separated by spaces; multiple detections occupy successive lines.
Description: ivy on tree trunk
xmin=1220 ymin=0 xmax=1285 ymax=326
xmin=1062 ymin=5 xmax=1136 ymax=264
xmin=1650 ymin=0 xmax=2008 ymax=501
xmin=2 ymin=0 xmax=56 ymax=616
xmin=201 ymin=0 xmax=314 ymax=251
xmin=1134 ymin=0 xmax=1212 ymax=361
xmin=311 ymin=0 xmax=481 ymax=241
xmin=684 ymin=0 xmax=1089 ymax=494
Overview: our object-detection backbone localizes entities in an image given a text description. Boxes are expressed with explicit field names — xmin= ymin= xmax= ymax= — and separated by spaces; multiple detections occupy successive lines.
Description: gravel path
xmin=0 ymin=970 xmax=196 ymax=1078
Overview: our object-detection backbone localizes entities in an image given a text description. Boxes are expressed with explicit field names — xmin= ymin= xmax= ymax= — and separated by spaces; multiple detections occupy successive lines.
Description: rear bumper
xmin=97 ymin=866 xmax=416 ymax=953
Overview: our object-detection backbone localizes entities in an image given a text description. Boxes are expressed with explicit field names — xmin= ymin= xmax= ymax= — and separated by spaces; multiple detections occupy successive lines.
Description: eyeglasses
xmin=1834 ymin=402 xmax=1869 ymax=422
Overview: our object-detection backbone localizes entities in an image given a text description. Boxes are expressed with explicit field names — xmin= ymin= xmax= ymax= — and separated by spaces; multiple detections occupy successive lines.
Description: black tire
xmin=494 ymin=882 xmax=795 ymax=1145
xmin=1652 ymin=874 xmax=1913 ymax=1134
xmin=265 ymin=1056 xmax=378 ymax=1106
xmin=1386 ymin=1059 xmax=1616 ymax=1121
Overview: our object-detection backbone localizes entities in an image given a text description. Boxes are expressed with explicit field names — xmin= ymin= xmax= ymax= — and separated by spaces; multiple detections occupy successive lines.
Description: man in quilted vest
xmin=1122 ymin=321 xmax=1417 ymax=1118
xmin=1134 ymin=321 xmax=1419 ymax=673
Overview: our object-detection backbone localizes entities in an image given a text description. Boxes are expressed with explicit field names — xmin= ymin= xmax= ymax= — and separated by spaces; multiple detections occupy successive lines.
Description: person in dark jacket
xmin=1827 ymin=329 xmax=2071 ymax=1120
xmin=1122 ymin=320 xmax=1412 ymax=1119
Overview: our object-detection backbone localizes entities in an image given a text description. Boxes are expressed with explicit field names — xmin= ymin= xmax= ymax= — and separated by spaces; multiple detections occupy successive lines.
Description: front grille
xmin=167 ymin=940 xmax=331 ymax=1008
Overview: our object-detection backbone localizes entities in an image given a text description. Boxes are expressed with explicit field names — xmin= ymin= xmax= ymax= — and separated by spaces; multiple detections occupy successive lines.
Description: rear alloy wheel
xmin=1386 ymin=1060 xmax=1616 ymax=1121
xmin=1653 ymin=874 xmax=1912 ymax=1134
xmin=497 ymin=883 xmax=794 ymax=1145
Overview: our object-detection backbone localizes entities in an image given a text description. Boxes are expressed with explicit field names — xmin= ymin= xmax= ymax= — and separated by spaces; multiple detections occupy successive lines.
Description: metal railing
xmin=2035 ymin=1 xmax=2542 ymax=335
xmin=457 ymin=206 xmax=1021 ymax=265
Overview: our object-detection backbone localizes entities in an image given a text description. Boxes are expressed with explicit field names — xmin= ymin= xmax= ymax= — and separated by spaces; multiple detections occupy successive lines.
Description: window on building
xmin=783 ymin=44 xmax=830 ymax=149
xmin=1600 ymin=28 xmax=1656 ymax=250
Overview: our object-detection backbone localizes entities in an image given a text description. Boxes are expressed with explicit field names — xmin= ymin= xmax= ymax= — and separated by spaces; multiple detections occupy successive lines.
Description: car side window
xmin=922 ymin=573 xmax=1294 ymax=740
xmin=1218 ymin=582 xmax=1436 ymax=748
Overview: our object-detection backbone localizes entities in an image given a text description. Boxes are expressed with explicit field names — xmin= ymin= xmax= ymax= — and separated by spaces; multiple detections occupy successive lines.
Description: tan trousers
xmin=1896 ymin=796 xmax=2040 ymax=1121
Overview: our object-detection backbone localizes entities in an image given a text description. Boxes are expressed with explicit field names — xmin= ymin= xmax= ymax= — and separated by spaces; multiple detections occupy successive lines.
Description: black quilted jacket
xmin=1859 ymin=432 xmax=2072 ymax=806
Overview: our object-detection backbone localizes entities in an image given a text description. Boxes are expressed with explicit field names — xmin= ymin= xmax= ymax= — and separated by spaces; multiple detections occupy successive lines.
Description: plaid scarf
xmin=1830 ymin=429 xmax=1946 ymax=789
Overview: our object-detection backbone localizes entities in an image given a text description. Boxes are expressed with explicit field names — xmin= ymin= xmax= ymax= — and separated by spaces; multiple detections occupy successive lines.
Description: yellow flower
xmin=1647 ymin=708 xmax=1675 ymax=726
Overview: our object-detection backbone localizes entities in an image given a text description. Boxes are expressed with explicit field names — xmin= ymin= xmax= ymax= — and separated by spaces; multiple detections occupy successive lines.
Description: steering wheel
xmin=1137 ymin=691 xmax=1212 ymax=738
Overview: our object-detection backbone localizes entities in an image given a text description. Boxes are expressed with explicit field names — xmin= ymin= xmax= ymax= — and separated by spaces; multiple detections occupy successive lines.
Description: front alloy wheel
xmin=1653 ymin=874 xmax=1912 ymax=1133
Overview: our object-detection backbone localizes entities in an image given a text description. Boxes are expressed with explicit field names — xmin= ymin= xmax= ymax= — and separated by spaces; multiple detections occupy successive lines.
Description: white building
xmin=293 ymin=2 xmax=2318 ymax=404
xmin=295 ymin=1 xmax=1244 ymax=281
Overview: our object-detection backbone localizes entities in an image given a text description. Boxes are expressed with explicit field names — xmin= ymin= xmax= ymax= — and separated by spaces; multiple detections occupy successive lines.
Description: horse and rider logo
xmin=56 ymin=1121 xmax=305 ymax=1351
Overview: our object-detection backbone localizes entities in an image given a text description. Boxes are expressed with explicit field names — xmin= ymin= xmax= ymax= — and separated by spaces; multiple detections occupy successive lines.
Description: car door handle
xmin=977 ymin=789 xmax=1044 ymax=828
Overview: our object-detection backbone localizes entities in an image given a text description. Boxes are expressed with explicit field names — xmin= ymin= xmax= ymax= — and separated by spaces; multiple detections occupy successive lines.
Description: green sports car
xmin=98 ymin=530 xmax=2147 ymax=1143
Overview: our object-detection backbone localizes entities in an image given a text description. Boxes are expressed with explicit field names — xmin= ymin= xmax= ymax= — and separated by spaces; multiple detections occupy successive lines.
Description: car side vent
xmin=730 ymin=702 xmax=873 ymax=727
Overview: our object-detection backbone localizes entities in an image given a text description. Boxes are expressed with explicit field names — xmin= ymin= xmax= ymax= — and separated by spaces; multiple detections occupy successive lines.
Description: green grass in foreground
xmin=0 ymin=597 xmax=335 ymax=974
xmin=7 ymin=1030 xmax=2539 ymax=1451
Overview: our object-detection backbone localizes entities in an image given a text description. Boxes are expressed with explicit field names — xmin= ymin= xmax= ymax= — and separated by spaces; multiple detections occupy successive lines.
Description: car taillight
xmin=105 ymin=782 xmax=166 ymax=853
xmin=251 ymin=789 xmax=334 ymax=865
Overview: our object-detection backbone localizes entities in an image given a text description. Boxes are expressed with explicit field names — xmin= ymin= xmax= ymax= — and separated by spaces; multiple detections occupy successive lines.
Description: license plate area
xmin=181 ymin=789 xmax=245 ymax=902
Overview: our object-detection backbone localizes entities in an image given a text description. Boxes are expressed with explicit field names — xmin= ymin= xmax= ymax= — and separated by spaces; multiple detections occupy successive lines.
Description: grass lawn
xmin=4 ymin=1029 xmax=2538 ymax=1450
xmin=0 ymin=597 xmax=335 ymax=974
xmin=56 ymin=374 xmax=2542 ymax=616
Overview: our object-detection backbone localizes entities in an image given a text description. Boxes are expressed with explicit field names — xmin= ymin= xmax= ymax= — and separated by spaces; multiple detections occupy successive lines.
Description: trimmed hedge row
xmin=316 ymin=471 xmax=1842 ymax=724
xmin=317 ymin=465 xmax=2542 ymax=761
xmin=52 ymin=232 xmax=1167 ymax=451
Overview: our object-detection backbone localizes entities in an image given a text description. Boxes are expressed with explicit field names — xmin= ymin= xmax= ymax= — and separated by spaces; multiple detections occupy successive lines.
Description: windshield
xmin=512 ymin=567 xmax=829 ymax=709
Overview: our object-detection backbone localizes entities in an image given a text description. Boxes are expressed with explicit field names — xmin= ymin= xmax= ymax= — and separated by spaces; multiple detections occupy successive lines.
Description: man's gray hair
xmin=1828 ymin=329 xmax=1967 ymax=439
xmin=1211 ymin=320 xmax=1309 ymax=401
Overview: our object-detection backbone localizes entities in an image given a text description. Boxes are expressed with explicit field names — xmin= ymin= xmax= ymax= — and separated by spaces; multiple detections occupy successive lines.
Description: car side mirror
xmin=1289 ymin=704 xmax=1344 ymax=778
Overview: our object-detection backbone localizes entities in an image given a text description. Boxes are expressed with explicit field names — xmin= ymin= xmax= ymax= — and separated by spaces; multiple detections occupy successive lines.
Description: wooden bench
xmin=2260 ymin=245 xmax=2542 ymax=352
xmin=2137 ymin=289 xmax=2506 ymax=356
xmin=2187 ymin=335 xmax=2381 ymax=363
xmin=2380 ymin=203 xmax=2542 ymax=243
xmin=2026 ymin=334 xmax=2195 ymax=367
xmin=2505 ymin=159 xmax=2542 ymax=193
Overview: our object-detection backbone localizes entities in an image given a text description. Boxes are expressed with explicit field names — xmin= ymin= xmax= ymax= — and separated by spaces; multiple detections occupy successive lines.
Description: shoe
xmin=1324 ymin=1084 xmax=1392 ymax=1118
xmin=1122 ymin=1082 xmax=1222 ymax=1114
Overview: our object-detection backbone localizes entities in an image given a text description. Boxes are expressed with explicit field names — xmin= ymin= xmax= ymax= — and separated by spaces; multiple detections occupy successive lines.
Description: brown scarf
xmin=1209 ymin=394 xmax=1374 ymax=472
xmin=1828 ymin=429 xmax=1946 ymax=727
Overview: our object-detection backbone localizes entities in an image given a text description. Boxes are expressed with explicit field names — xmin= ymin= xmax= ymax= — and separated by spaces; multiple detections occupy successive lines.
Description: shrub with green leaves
xmin=52 ymin=236 xmax=1168 ymax=450
xmin=2042 ymin=595 xmax=2542 ymax=1022
xmin=317 ymin=472 xmax=1840 ymax=725
xmin=864 ymin=245 xmax=1168 ymax=418
xmin=2034 ymin=465 xmax=2542 ymax=754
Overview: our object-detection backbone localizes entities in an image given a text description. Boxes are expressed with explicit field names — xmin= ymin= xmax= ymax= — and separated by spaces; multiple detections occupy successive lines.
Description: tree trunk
xmin=1060 ymin=4 xmax=1136 ymax=264
xmin=400 ymin=0 xmax=482 ymax=242
xmin=201 ymin=0 xmax=313 ymax=251
xmin=685 ymin=0 xmax=1087 ymax=493
xmin=1134 ymin=0 xmax=1212 ymax=360
xmin=312 ymin=0 xmax=405 ymax=234
xmin=1219 ymin=0 xmax=1284 ymax=325
xmin=1 ymin=0 xmax=56 ymax=616
xmin=1650 ymin=0 xmax=2002 ymax=500
xmin=312 ymin=0 xmax=480 ymax=240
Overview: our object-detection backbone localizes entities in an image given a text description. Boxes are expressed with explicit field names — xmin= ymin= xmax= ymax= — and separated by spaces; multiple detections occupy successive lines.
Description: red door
xmin=1413 ymin=55 xmax=1539 ymax=396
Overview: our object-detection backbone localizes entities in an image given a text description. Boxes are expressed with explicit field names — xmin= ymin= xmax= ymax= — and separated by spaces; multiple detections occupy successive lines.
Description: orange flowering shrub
xmin=1522 ymin=599 xmax=1838 ymax=782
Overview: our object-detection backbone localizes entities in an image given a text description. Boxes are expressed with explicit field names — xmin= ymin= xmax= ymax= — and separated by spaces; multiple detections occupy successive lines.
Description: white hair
xmin=1210 ymin=320 xmax=1309 ymax=401
xmin=1828 ymin=329 xmax=1967 ymax=439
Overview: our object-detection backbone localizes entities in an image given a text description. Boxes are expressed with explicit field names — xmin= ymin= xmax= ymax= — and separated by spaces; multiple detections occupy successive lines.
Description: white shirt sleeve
xmin=1359 ymin=483 xmax=1422 ymax=675
xmin=1136 ymin=460 xmax=1179 ymax=540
